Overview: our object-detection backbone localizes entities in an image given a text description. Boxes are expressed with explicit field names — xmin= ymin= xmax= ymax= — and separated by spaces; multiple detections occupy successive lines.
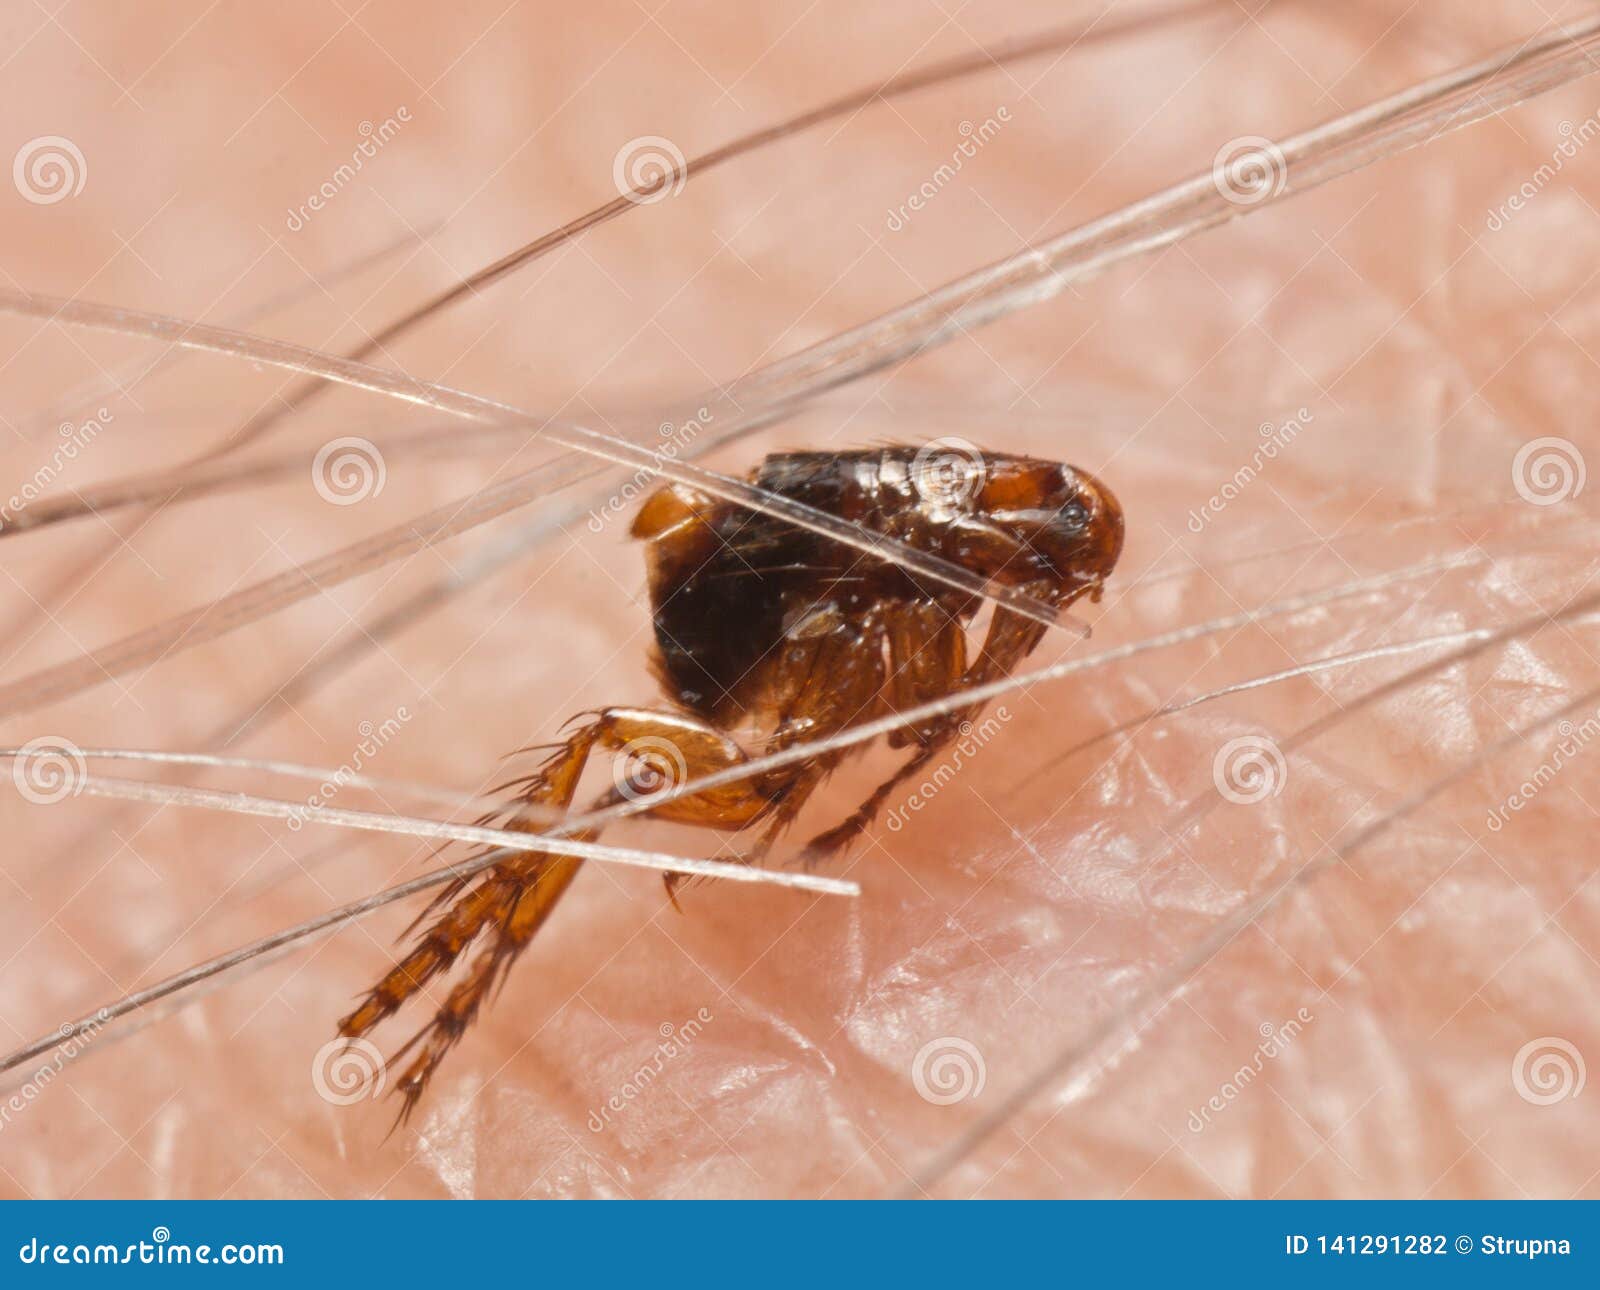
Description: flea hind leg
xmin=339 ymin=707 xmax=769 ymax=1120
xmin=576 ymin=708 xmax=780 ymax=906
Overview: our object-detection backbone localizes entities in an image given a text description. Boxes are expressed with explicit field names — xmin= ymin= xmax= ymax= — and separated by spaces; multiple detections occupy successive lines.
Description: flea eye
xmin=1056 ymin=501 xmax=1089 ymax=532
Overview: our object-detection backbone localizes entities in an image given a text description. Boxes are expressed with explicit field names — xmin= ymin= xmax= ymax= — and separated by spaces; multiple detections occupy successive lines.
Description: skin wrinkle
xmin=1 ymin=2 xmax=1597 ymax=1198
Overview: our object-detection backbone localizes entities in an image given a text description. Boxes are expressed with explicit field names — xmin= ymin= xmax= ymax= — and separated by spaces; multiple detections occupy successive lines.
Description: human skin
xmin=0 ymin=0 xmax=1595 ymax=1198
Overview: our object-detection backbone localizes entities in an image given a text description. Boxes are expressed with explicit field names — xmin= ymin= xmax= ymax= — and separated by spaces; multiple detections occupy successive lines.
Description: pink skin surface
xmin=0 ymin=1 xmax=1596 ymax=1197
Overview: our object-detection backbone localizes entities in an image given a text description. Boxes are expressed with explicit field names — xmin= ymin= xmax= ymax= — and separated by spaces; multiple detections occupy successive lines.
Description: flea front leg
xmin=799 ymin=586 xmax=1056 ymax=865
xmin=740 ymin=613 xmax=890 ymax=864
xmin=798 ymin=602 xmax=967 ymax=863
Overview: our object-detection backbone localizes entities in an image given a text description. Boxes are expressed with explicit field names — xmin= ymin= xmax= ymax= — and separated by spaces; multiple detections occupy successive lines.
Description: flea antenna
xmin=217 ymin=495 xmax=1547 ymax=760
xmin=11 ymin=18 xmax=1597 ymax=1124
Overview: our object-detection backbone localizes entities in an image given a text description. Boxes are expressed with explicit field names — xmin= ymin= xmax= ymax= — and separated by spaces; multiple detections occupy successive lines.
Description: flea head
xmin=970 ymin=457 xmax=1125 ymax=605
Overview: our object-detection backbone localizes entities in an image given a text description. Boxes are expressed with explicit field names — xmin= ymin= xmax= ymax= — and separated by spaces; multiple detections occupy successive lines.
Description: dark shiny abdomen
xmin=644 ymin=450 xmax=948 ymax=722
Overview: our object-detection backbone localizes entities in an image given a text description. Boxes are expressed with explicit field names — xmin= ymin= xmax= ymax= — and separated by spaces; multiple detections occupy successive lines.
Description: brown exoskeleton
xmin=339 ymin=444 xmax=1124 ymax=1118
